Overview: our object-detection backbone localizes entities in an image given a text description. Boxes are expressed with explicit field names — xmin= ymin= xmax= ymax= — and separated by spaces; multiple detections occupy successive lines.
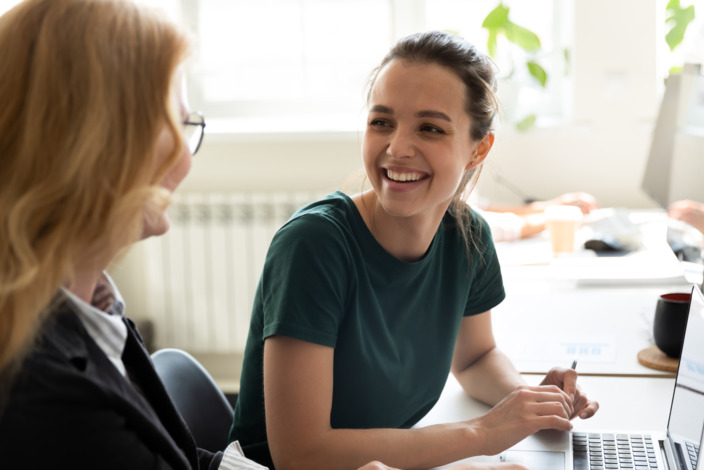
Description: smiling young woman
xmin=356 ymin=58 xmax=490 ymax=261
xmin=229 ymin=31 xmax=598 ymax=470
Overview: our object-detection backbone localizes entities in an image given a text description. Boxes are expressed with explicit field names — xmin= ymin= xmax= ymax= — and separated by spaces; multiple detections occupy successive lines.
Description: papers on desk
xmin=581 ymin=207 xmax=643 ymax=251
xmin=495 ymin=237 xmax=554 ymax=266
xmin=549 ymin=252 xmax=688 ymax=286
xmin=492 ymin=210 xmax=692 ymax=377
xmin=500 ymin=333 xmax=618 ymax=365
xmin=496 ymin=243 xmax=688 ymax=285
xmin=495 ymin=209 xmax=689 ymax=286
xmin=492 ymin=288 xmax=673 ymax=376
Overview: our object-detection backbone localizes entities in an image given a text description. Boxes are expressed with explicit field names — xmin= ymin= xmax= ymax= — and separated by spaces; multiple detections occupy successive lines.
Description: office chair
xmin=151 ymin=348 xmax=234 ymax=453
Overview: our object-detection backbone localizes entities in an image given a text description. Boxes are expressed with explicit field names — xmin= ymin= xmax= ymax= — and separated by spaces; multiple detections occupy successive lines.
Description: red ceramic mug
xmin=653 ymin=292 xmax=691 ymax=358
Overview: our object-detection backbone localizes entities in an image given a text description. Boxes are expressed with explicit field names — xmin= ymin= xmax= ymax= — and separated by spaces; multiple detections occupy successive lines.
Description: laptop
xmin=499 ymin=285 xmax=704 ymax=470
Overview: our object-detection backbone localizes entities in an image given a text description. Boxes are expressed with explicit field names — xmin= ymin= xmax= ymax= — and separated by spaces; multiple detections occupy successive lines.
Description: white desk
xmin=490 ymin=210 xmax=698 ymax=377
xmin=415 ymin=374 xmax=676 ymax=468
xmin=432 ymin=211 xmax=702 ymax=468
xmin=492 ymin=280 xmax=689 ymax=376
xmin=416 ymin=374 xmax=675 ymax=432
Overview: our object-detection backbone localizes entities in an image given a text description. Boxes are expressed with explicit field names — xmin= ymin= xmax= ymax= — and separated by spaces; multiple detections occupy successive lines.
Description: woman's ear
xmin=465 ymin=132 xmax=495 ymax=170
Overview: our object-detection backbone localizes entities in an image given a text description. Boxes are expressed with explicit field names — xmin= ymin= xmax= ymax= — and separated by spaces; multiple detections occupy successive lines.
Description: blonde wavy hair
xmin=0 ymin=0 xmax=189 ymax=383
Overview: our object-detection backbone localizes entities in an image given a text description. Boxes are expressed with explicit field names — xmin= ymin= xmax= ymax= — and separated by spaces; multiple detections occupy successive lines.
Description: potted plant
xmin=665 ymin=0 xmax=696 ymax=74
xmin=481 ymin=2 xmax=548 ymax=131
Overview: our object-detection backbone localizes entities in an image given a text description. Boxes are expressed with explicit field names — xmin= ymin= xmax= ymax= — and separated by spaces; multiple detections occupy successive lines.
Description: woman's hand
xmin=471 ymin=384 xmax=575 ymax=456
xmin=540 ymin=367 xmax=599 ymax=420
xmin=449 ymin=463 xmax=529 ymax=470
xmin=542 ymin=192 xmax=599 ymax=215
xmin=357 ymin=462 xmax=399 ymax=470
xmin=357 ymin=461 xmax=529 ymax=470
xmin=668 ymin=199 xmax=704 ymax=235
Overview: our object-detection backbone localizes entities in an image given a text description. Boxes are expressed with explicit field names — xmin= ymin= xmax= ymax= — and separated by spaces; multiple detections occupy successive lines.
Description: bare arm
xmin=449 ymin=312 xmax=575 ymax=455
xmin=484 ymin=192 xmax=598 ymax=216
xmin=264 ymin=335 xmax=484 ymax=470
xmin=480 ymin=192 xmax=597 ymax=240
xmin=450 ymin=311 xmax=526 ymax=404
xmin=669 ymin=199 xmax=704 ymax=235
xmin=451 ymin=312 xmax=598 ymax=422
xmin=357 ymin=461 xmax=529 ymax=470
xmin=264 ymin=314 xmax=575 ymax=470
xmin=518 ymin=214 xmax=548 ymax=239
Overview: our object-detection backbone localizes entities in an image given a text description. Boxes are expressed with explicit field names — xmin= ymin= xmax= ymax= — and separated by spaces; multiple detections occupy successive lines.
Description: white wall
xmin=111 ymin=0 xmax=704 ymax=379
xmin=177 ymin=0 xmax=667 ymax=211
xmin=180 ymin=134 xmax=364 ymax=196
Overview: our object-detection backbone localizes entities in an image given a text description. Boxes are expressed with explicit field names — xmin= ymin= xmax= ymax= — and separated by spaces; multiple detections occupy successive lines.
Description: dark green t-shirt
xmin=230 ymin=191 xmax=505 ymax=468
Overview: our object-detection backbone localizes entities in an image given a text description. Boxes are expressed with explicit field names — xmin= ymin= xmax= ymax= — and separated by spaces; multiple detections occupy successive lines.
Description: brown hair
xmin=0 ymin=0 xmax=189 ymax=388
xmin=366 ymin=30 xmax=499 ymax=257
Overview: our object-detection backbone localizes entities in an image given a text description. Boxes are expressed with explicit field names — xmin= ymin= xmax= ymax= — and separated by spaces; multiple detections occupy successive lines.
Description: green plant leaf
xmin=503 ymin=21 xmax=541 ymax=52
xmin=515 ymin=114 xmax=537 ymax=132
xmin=669 ymin=65 xmax=683 ymax=75
xmin=665 ymin=1 xmax=695 ymax=51
xmin=482 ymin=3 xmax=509 ymax=57
xmin=526 ymin=61 xmax=547 ymax=87
xmin=486 ymin=29 xmax=498 ymax=58
xmin=482 ymin=3 xmax=510 ymax=29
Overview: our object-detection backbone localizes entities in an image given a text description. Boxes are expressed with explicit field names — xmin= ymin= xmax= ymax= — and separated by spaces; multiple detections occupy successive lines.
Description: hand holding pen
xmin=540 ymin=359 xmax=598 ymax=420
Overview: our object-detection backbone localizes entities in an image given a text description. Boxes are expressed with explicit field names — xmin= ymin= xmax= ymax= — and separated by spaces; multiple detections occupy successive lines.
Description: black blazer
xmin=0 ymin=301 xmax=223 ymax=469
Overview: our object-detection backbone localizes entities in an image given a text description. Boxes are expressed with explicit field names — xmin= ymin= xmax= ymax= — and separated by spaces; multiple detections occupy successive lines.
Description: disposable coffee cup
xmin=653 ymin=292 xmax=691 ymax=358
xmin=544 ymin=205 xmax=582 ymax=254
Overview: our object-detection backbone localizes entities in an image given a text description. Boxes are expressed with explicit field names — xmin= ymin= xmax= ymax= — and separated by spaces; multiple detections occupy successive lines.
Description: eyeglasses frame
xmin=183 ymin=111 xmax=206 ymax=155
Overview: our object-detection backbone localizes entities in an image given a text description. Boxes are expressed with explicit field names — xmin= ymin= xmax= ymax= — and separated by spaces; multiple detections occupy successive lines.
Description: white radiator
xmin=140 ymin=191 xmax=322 ymax=353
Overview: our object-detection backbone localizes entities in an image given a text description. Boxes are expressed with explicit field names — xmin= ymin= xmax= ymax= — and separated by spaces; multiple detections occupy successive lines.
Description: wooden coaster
xmin=637 ymin=345 xmax=679 ymax=372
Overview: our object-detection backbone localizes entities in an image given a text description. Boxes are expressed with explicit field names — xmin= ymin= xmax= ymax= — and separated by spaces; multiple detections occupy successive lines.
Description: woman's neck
xmin=352 ymin=190 xmax=449 ymax=262
xmin=64 ymin=266 xmax=104 ymax=304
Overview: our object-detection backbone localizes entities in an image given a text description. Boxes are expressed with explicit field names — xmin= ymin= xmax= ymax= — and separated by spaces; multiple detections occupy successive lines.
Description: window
xmin=0 ymin=0 xmax=18 ymax=14
xmin=0 ymin=0 xmax=573 ymax=132
xmin=184 ymin=0 xmax=393 ymax=133
xmin=186 ymin=0 xmax=568 ymax=132
xmin=425 ymin=0 xmax=571 ymax=126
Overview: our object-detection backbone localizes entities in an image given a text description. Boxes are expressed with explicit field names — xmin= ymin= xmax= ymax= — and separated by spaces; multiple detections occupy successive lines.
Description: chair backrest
xmin=151 ymin=348 xmax=234 ymax=453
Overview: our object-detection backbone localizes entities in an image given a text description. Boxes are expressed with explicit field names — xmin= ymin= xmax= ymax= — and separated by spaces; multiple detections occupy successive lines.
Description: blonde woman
xmin=0 ymin=1 xmax=266 ymax=468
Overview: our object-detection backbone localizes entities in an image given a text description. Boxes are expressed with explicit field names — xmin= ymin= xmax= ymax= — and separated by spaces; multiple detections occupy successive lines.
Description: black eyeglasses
xmin=183 ymin=112 xmax=206 ymax=155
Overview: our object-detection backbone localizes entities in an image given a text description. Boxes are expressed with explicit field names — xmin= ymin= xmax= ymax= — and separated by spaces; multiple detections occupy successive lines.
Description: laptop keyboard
xmin=572 ymin=432 xmax=660 ymax=469
xmin=685 ymin=440 xmax=699 ymax=469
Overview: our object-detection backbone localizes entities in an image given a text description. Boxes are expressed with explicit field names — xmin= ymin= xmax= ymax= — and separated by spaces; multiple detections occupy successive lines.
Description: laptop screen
xmin=667 ymin=286 xmax=704 ymax=465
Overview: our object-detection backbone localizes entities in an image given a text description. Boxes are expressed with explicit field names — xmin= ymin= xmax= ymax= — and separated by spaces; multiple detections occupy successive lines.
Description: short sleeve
xmin=463 ymin=211 xmax=506 ymax=316
xmin=260 ymin=214 xmax=352 ymax=348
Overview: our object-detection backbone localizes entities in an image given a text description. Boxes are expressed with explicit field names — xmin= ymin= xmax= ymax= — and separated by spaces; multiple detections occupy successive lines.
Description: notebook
xmin=499 ymin=285 xmax=704 ymax=470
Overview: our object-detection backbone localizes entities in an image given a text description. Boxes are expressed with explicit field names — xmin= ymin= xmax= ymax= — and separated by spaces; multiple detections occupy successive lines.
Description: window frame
xmin=181 ymin=0 xmax=574 ymax=135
